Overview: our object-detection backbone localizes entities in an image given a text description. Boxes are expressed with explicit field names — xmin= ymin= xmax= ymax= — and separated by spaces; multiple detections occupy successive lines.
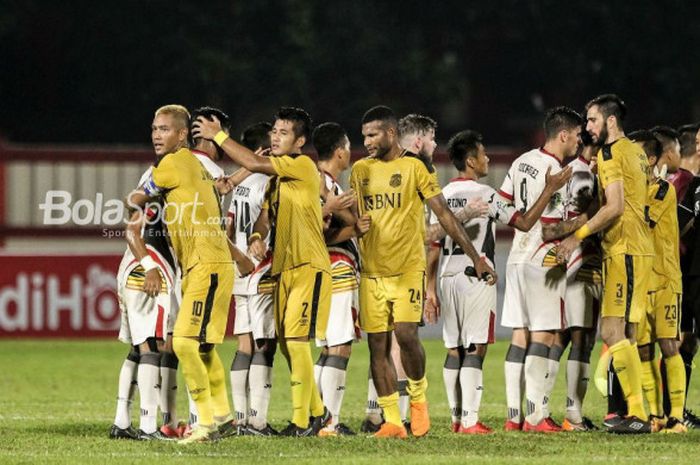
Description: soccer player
xmin=541 ymin=127 xmax=602 ymax=432
xmin=350 ymin=105 xmax=496 ymax=439
xmin=557 ymin=94 xmax=654 ymax=434
xmin=312 ymin=122 xmax=366 ymax=436
xmin=668 ymin=124 xmax=698 ymax=199
xmin=226 ymin=122 xmax=280 ymax=436
xmin=676 ymin=125 xmax=700 ymax=429
xmin=127 ymin=104 xmax=235 ymax=444
xmin=193 ymin=107 xmax=333 ymax=436
xmin=425 ymin=129 xmax=572 ymax=434
xmin=499 ymin=107 xmax=580 ymax=433
xmin=626 ymin=130 xmax=686 ymax=433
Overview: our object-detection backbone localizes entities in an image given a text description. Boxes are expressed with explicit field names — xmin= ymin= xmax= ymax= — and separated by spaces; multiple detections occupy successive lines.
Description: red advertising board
xmin=0 ymin=254 xmax=123 ymax=337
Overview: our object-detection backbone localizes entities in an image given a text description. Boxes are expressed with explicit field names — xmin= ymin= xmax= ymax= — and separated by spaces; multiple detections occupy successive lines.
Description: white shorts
xmin=564 ymin=276 xmax=600 ymax=329
xmin=315 ymin=289 xmax=360 ymax=347
xmin=439 ymin=274 xmax=496 ymax=349
xmin=117 ymin=286 xmax=176 ymax=345
xmin=232 ymin=293 xmax=275 ymax=340
xmin=501 ymin=263 xmax=566 ymax=331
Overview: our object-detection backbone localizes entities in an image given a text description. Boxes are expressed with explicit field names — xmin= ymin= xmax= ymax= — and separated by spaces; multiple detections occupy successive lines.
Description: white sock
xmin=443 ymin=353 xmax=462 ymax=424
xmin=315 ymin=353 xmax=328 ymax=396
xmin=188 ymin=390 xmax=198 ymax=427
xmin=524 ymin=343 xmax=550 ymax=425
xmin=366 ymin=373 xmax=382 ymax=424
xmin=460 ymin=354 xmax=484 ymax=429
xmin=230 ymin=351 xmax=252 ymax=425
xmin=248 ymin=351 xmax=274 ymax=429
xmin=113 ymin=350 xmax=138 ymax=429
xmin=398 ymin=378 xmax=409 ymax=422
xmin=159 ymin=351 xmax=178 ymax=428
xmin=566 ymin=345 xmax=590 ymax=424
xmin=137 ymin=352 xmax=161 ymax=434
xmin=320 ymin=355 xmax=349 ymax=426
xmin=542 ymin=344 xmax=563 ymax=419
xmin=504 ymin=344 xmax=526 ymax=423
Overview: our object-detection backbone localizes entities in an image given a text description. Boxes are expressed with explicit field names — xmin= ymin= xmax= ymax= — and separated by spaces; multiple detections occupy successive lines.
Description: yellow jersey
xmin=647 ymin=179 xmax=682 ymax=291
xmin=267 ymin=154 xmax=331 ymax=276
xmin=146 ymin=148 xmax=231 ymax=272
xmin=350 ymin=150 xmax=442 ymax=277
xmin=596 ymin=137 xmax=653 ymax=258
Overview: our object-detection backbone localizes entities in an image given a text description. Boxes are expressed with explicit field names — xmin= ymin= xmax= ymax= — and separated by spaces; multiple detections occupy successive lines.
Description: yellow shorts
xmin=601 ymin=254 xmax=652 ymax=324
xmin=638 ymin=281 xmax=682 ymax=345
xmin=274 ymin=264 xmax=331 ymax=340
xmin=174 ymin=263 xmax=234 ymax=344
xmin=359 ymin=272 xmax=424 ymax=333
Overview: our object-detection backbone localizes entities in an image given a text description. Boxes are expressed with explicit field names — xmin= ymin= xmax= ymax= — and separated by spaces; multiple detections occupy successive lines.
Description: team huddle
xmin=109 ymin=94 xmax=700 ymax=443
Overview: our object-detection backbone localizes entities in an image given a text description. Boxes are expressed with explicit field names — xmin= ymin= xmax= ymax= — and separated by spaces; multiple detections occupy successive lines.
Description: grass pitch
xmin=1 ymin=339 xmax=698 ymax=464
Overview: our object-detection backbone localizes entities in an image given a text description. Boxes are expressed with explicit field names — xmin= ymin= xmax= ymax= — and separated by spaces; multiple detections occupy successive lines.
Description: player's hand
xmin=248 ymin=237 xmax=268 ymax=261
xmin=325 ymin=189 xmax=356 ymax=213
xmin=355 ymin=214 xmax=371 ymax=236
xmin=215 ymin=175 xmax=235 ymax=195
xmin=254 ymin=147 xmax=270 ymax=157
xmin=143 ymin=268 xmax=163 ymax=298
xmin=474 ymin=258 xmax=497 ymax=285
xmin=191 ymin=115 xmax=223 ymax=141
xmin=555 ymin=235 xmax=581 ymax=264
xmin=456 ymin=198 xmax=489 ymax=222
xmin=423 ymin=291 xmax=441 ymax=324
xmin=544 ymin=165 xmax=573 ymax=192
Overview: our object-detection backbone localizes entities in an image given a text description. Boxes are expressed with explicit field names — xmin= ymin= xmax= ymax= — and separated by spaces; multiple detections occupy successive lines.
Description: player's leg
xmin=459 ymin=344 xmax=490 ymax=434
xmin=136 ymin=338 xmax=163 ymax=438
xmin=230 ymin=294 xmax=253 ymax=428
xmin=501 ymin=264 xmax=528 ymax=430
xmin=439 ymin=274 xmax=462 ymax=432
xmin=563 ymin=327 xmax=597 ymax=430
xmin=676 ymin=277 xmax=700 ymax=428
xmin=246 ymin=291 xmax=277 ymax=434
xmin=444 ymin=347 xmax=463 ymax=432
xmin=158 ymin=336 xmax=183 ymax=437
xmin=361 ymin=368 xmax=383 ymax=432
xmin=391 ymin=334 xmax=410 ymax=427
xmin=314 ymin=347 xmax=329 ymax=393
xmin=542 ymin=331 xmax=566 ymax=421
xmin=637 ymin=297 xmax=662 ymax=422
xmin=523 ymin=330 xmax=557 ymax=430
xmin=110 ymin=345 xmax=140 ymax=439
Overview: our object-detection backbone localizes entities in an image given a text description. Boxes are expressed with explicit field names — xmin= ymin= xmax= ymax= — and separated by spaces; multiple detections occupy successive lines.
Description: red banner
xmin=0 ymin=254 xmax=123 ymax=337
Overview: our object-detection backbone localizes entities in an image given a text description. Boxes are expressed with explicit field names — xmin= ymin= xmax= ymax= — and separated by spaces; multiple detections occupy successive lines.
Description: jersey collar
xmin=191 ymin=149 xmax=211 ymax=159
xmin=449 ymin=176 xmax=476 ymax=182
xmin=321 ymin=169 xmax=338 ymax=183
xmin=539 ymin=147 xmax=563 ymax=166
xmin=577 ymin=155 xmax=590 ymax=165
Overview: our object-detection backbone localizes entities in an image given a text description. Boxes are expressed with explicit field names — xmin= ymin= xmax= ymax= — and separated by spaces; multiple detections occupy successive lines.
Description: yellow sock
xmin=201 ymin=347 xmax=231 ymax=419
xmin=310 ymin=377 xmax=325 ymax=417
xmin=640 ymin=358 xmax=662 ymax=417
xmin=286 ymin=340 xmax=313 ymax=428
xmin=665 ymin=354 xmax=687 ymax=419
xmin=406 ymin=376 xmax=428 ymax=403
xmin=610 ymin=339 xmax=647 ymax=421
xmin=378 ymin=392 xmax=402 ymax=426
xmin=173 ymin=336 xmax=213 ymax=426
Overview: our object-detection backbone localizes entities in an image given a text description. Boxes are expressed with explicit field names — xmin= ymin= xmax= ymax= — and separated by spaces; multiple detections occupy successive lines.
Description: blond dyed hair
xmin=155 ymin=104 xmax=190 ymax=130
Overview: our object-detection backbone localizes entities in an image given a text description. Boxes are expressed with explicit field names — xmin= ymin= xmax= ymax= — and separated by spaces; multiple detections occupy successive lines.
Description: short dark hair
xmin=651 ymin=125 xmax=679 ymax=150
xmin=312 ymin=122 xmax=347 ymax=161
xmin=628 ymin=129 xmax=662 ymax=159
xmin=240 ymin=122 xmax=272 ymax=151
xmin=447 ymin=130 xmax=483 ymax=172
xmin=361 ymin=105 xmax=397 ymax=128
xmin=678 ymin=123 xmax=700 ymax=158
xmin=190 ymin=106 xmax=230 ymax=146
xmin=585 ymin=94 xmax=627 ymax=129
xmin=543 ymin=106 xmax=583 ymax=140
xmin=274 ymin=107 xmax=312 ymax=140
xmin=398 ymin=114 xmax=437 ymax=138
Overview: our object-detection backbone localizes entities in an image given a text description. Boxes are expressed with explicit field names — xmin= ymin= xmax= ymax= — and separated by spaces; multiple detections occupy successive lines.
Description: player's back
xmin=597 ymin=137 xmax=653 ymax=258
xmin=499 ymin=148 xmax=566 ymax=265
xmin=648 ymin=179 xmax=681 ymax=290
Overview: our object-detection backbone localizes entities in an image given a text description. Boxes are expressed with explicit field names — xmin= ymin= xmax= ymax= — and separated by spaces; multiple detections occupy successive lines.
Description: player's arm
xmin=427 ymin=194 xmax=497 ymax=284
xmin=225 ymin=210 xmax=255 ymax=276
xmin=192 ymin=116 xmax=276 ymax=175
xmin=424 ymin=197 xmax=488 ymax=244
xmin=424 ymin=244 xmax=441 ymax=324
xmin=123 ymin=190 xmax=162 ymax=298
xmin=248 ymin=208 xmax=270 ymax=261
xmin=556 ymin=180 xmax=624 ymax=262
xmin=510 ymin=166 xmax=572 ymax=231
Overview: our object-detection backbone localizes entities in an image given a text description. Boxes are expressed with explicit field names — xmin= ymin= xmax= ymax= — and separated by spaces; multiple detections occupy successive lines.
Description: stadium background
xmin=1 ymin=1 xmax=699 ymax=339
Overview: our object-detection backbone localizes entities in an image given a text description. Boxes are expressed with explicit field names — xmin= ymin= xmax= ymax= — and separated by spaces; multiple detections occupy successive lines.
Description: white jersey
xmin=323 ymin=171 xmax=360 ymax=270
xmin=193 ymin=150 xmax=225 ymax=179
xmin=228 ymin=172 xmax=271 ymax=295
xmin=429 ymin=178 xmax=519 ymax=277
xmin=498 ymin=148 xmax=567 ymax=266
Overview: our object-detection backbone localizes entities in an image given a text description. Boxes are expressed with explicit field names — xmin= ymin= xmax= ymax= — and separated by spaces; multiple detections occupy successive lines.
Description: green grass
xmin=1 ymin=339 xmax=698 ymax=464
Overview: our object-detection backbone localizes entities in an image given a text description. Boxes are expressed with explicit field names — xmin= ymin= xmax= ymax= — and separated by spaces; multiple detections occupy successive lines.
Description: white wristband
xmin=140 ymin=255 xmax=158 ymax=272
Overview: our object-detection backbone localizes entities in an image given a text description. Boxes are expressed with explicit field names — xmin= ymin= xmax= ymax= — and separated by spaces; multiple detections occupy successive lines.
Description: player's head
xmin=152 ymin=104 xmax=190 ymax=157
xmin=271 ymin=107 xmax=312 ymax=156
xmin=241 ymin=122 xmax=272 ymax=152
xmin=577 ymin=122 xmax=597 ymax=162
xmin=543 ymin=106 xmax=583 ymax=157
xmin=190 ymin=106 xmax=230 ymax=160
xmin=312 ymin=122 xmax=351 ymax=170
xmin=628 ymin=129 xmax=662 ymax=165
xmin=398 ymin=114 xmax=438 ymax=159
xmin=650 ymin=125 xmax=681 ymax=173
xmin=447 ymin=130 xmax=488 ymax=178
xmin=677 ymin=123 xmax=700 ymax=159
xmin=585 ymin=94 xmax=627 ymax=144
xmin=361 ymin=105 xmax=399 ymax=158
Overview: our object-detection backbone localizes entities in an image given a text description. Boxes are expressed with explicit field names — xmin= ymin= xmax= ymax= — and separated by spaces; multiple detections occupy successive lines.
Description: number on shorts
xmin=301 ymin=302 xmax=309 ymax=318
xmin=664 ymin=304 xmax=677 ymax=320
xmin=408 ymin=288 xmax=421 ymax=303
xmin=192 ymin=301 xmax=203 ymax=317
